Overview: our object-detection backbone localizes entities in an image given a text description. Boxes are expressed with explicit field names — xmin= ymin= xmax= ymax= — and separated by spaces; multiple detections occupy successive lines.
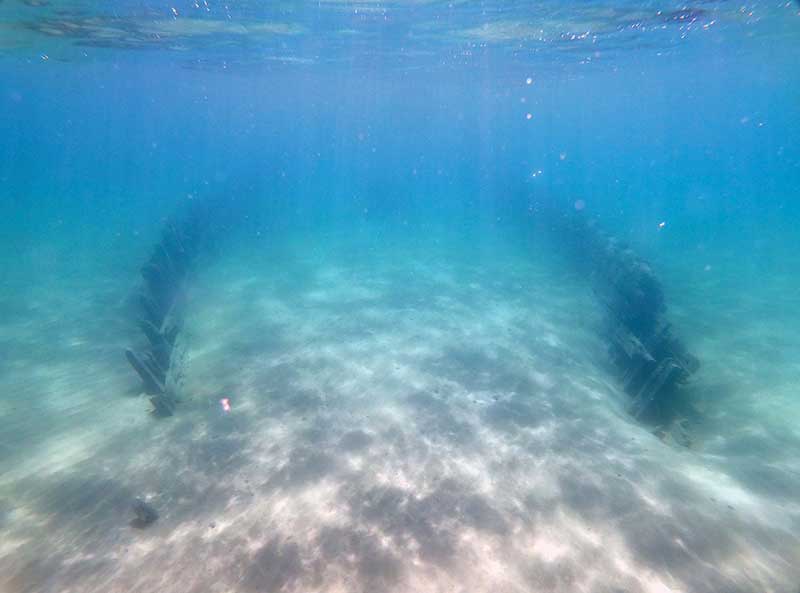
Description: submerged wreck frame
xmin=542 ymin=203 xmax=699 ymax=422
xmin=124 ymin=193 xmax=698 ymax=425
xmin=124 ymin=204 xmax=209 ymax=416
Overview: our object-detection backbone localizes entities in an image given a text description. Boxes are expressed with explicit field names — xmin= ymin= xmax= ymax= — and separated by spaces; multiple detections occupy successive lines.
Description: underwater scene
xmin=1 ymin=1 xmax=800 ymax=592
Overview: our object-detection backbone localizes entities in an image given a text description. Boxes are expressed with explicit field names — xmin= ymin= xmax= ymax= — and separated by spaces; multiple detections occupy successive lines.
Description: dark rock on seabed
xmin=130 ymin=498 xmax=159 ymax=529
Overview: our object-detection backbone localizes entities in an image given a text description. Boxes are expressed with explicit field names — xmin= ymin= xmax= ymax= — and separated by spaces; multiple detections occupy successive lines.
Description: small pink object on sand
xmin=220 ymin=397 xmax=231 ymax=413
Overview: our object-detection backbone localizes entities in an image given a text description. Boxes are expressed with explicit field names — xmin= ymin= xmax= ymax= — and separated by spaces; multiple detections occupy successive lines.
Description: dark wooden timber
xmin=125 ymin=349 xmax=165 ymax=395
xmin=124 ymin=199 xmax=218 ymax=417
xmin=537 ymin=201 xmax=699 ymax=421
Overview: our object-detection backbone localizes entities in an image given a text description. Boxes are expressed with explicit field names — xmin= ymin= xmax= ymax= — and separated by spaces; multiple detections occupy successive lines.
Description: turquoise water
xmin=1 ymin=2 xmax=800 ymax=592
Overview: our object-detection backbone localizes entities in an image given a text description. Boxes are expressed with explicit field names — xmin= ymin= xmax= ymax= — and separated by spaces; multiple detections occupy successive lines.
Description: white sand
xmin=1 ymin=230 xmax=798 ymax=593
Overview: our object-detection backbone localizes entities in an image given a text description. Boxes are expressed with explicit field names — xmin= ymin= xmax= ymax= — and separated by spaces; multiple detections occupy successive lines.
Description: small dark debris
xmin=131 ymin=498 xmax=159 ymax=529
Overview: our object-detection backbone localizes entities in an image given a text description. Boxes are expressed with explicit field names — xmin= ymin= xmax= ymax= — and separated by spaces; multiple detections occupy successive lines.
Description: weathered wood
xmin=153 ymin=345 xmax=172 ymax=374
xmin=125 ymin=349 xmax=165 ymax=395
xmin=539 ymin=203 xmax=698 ymax=422
xmin=162 ymin=223 xmax=187 ymax=258
xmin=138 ymin=290 xmax=163 ymax=327
xmin=142 ymin=350 xmax=166 ymax=383
xmin=630 ymin=358 xmax=683 ymax=418
xmin=159 ymin=242 xmax=178 ymax=276
xmin=163 ymin=322 xmax=180 ymax=347
xmin=125 ymin=196 xmax=227 ymax=418
xmin=141 ymin=262 xmax=169 ymax=303
xmin=611 ymin=325 xmax=654 ymax=363
xmin=139 ymin=318 xmax=174 ymax=351
xmin=149 ymin=393 xmax=175 ymax=417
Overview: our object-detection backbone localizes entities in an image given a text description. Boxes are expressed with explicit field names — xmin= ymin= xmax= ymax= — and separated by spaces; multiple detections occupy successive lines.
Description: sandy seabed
xmin=1 ymin=232 xmax=798 ymax=593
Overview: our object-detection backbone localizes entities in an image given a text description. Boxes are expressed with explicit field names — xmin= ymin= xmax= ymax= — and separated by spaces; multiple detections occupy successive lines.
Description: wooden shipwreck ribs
xmin=555 ymin=211 xmax=699 ymax=420
xmin=125 ymin=204 xmax=209 ymax=416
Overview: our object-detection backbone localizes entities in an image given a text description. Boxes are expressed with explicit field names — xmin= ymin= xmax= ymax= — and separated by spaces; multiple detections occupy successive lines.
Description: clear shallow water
xmin=1 ymin=2 xmax=800 ymax=592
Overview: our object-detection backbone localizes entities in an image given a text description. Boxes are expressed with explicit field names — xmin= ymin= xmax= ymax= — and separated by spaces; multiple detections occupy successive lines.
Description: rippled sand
xmin=1 ymin=230 xmax=798 ymax=593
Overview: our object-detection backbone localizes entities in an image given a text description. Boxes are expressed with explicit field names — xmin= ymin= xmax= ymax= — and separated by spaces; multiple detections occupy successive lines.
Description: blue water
xmin=1 ymin=2 xmax=800 ymax=592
